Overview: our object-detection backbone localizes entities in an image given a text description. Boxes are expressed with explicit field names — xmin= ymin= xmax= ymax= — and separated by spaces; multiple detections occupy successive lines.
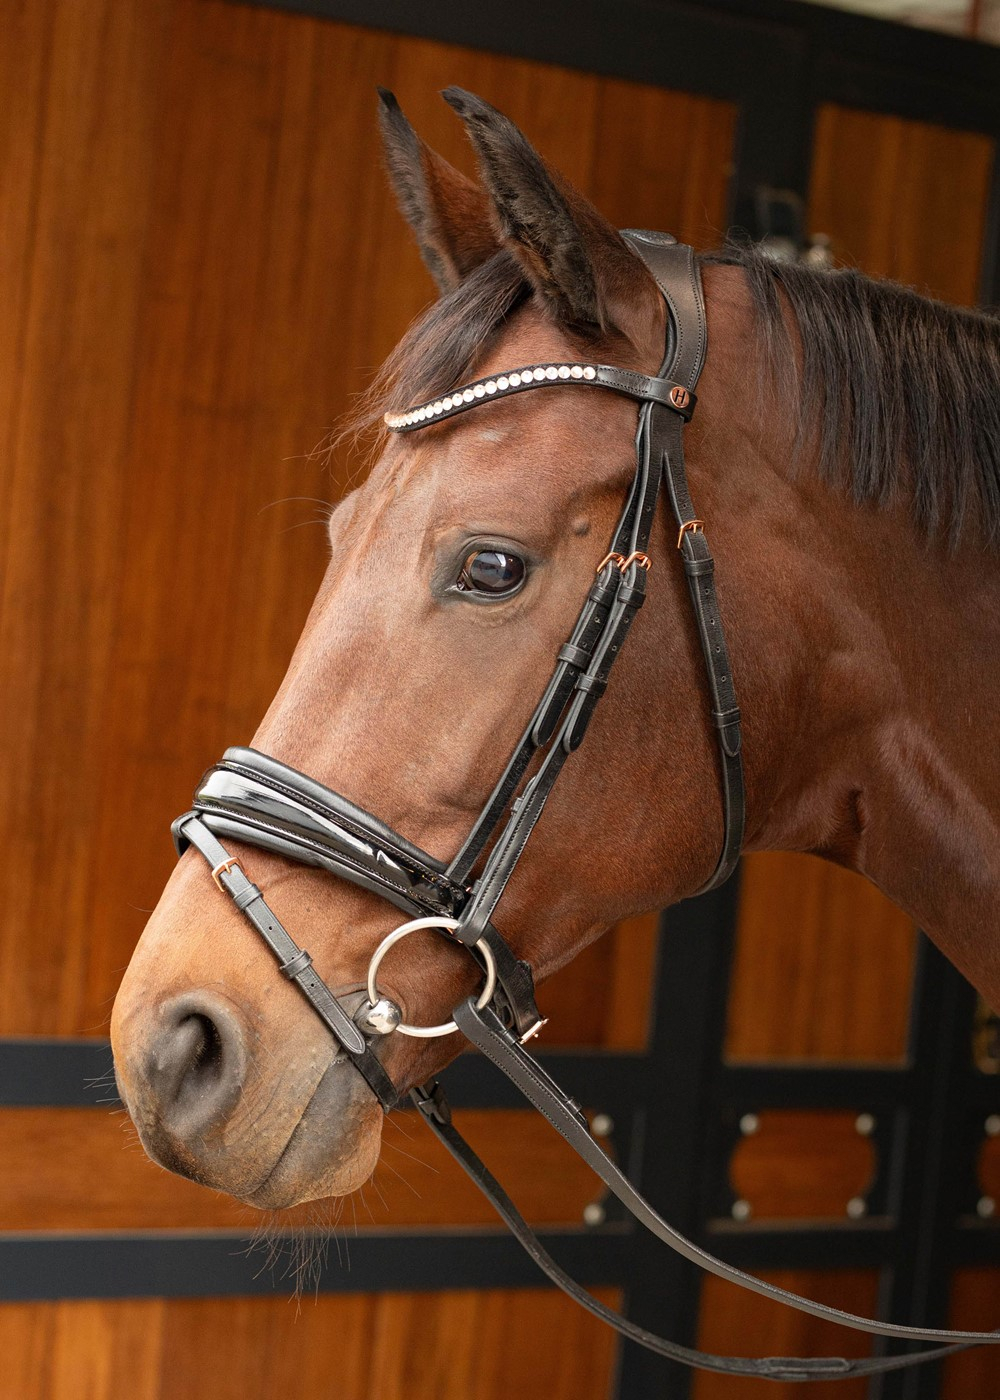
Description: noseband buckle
xmin=211 ymin=857 xmax=245 ymax=891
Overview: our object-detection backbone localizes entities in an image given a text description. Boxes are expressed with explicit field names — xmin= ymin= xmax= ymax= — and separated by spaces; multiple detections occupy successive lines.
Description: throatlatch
xmin=174 ymin=231 xmax=998 ymax=1380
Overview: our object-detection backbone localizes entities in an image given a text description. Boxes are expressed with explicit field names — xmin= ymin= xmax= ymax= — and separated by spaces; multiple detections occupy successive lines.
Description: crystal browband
xmin=383 ymin=361 xmax=696 ymax=432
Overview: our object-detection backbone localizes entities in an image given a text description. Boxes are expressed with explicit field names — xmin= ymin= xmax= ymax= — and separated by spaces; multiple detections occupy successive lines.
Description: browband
xmin=383 ymin=360 xmax=694 ymax=431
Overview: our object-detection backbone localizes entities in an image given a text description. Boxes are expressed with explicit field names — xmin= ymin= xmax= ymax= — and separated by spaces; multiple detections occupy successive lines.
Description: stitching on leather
xmin=220 ymin=761 xmax=452 ymax=885
xmin=197 ymin=807 xmax=451 ymax=912
xmin=204 ymin=786 xmax=450 ymax=891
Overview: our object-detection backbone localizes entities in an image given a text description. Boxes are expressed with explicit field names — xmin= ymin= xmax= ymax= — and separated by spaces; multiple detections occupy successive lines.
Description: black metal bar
xmin=703 ymin=1222 xmax=895 ymax=1271
xmin=875 ymin=939 xmax=981 ymax=1400
xmin=0 ymin=1226 xmax=631 ymax=1303
xmin=720 ymin=1063 xmax=913 ymax=1109
xmin=964 ymin=1075 xmax=1000 ymax=1111
xmin=234 ymin=0 xmax=1000 ymax=128
xmin=237 ymin=0 xmax=805 ymax=110
xmin=952 ymin=1227 xmax=1000 ymax=1266
xmin=0 ymin=1039 xmax=647 ymax=1112
xmin=441 ymin=1049 xmax=649 ymax=1113
xmin=616 ymin=877 xmax=742 ymax=1400
xmin=0 ymin=1039 xmax=117 ymax=1107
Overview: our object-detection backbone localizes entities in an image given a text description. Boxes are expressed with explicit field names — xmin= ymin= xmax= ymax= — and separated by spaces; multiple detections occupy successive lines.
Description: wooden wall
xmin=0 ymin=0 xmax=734 ymax=1044
xmin=0 ymin=2 xmax=735 ymax=1397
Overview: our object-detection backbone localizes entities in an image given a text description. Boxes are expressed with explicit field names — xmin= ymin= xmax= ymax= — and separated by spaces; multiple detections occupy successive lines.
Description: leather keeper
xmin=412 ymin=1080 xmax=452 ymax=1126
xmin=234 ymin=883 xmax=262 ymax=912
xmin=558 ymin=641 xmax=592 ymax=669
xmin=683 ymin=556 xmax=714 ymax=578
xmin=588 ymin=579 xmax=619 ymax=608
xmin=713 ymin=708 xmax=743 ymax=758
xmin=618 ymin=582 xmax=646 ymax=608
xmin=279 ymin=949 xmax=313 ymax=979
xmin=574 ymin=673 xmax=607 ymax=697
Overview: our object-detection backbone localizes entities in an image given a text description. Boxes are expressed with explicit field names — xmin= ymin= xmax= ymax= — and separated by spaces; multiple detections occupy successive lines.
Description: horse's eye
xmin=456 ymin=549 xmax=526 ymax=596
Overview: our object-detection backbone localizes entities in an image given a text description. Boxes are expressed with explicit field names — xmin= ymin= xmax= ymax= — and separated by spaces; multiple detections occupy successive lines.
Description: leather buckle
xmin=676 ymin=519 xmax=704 ymax=549
xmin=211 ymin=858 xmax=244 ymax=891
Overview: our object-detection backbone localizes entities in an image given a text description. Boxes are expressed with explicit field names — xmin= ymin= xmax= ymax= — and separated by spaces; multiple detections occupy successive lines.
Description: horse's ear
xmin=377 ymin=88 xmax=500 ymax=294
xmin=442 ymin=87 xmax=658 ymax=344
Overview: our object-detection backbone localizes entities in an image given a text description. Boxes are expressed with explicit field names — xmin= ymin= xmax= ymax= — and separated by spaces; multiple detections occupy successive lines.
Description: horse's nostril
xmin=146 ymin=993 xmax=247 ymax=1137
xmin=177 ymin=1013 xmax=224 ymax=1092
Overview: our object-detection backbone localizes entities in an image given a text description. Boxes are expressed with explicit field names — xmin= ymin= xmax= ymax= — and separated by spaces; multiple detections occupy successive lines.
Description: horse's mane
xmin=351 ymin=244 xmax=1000 ymax=549
xmin=704 ymin=246 xmax=1000 ymax=549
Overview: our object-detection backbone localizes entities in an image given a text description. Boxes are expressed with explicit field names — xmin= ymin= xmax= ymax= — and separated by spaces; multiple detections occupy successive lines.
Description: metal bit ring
xmin=366 ymin=915 xmax=497 ymax=1039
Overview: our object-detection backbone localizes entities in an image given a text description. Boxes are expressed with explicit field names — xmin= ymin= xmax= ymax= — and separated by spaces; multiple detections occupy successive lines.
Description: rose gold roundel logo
xmin=669 ymin=386 xmax=691 ymax=409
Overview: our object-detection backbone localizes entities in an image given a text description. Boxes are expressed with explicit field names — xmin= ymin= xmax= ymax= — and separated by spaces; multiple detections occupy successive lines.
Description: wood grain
xmin=693 ymin=1270 xmax=880 ymax=1400
xmin=943 ymin=1269 xmax=1000 ymax=1394
xmin=727 ymin=1111 xmax=875 ymax=1221
xmin=0 ymin=1290 xmax=620 ymax=1400
xmin=0 ymin=4 xmax=735 ymax=1393
xmin=808 ymin=104 xmax=995 ymax=306
xmin=727 ymin=854 xmax=917 ymax=1062
xmin=0 ymin=0 xmax=736 ymax=1041
xmin=0 ymin=1106 xmax=608 ymax=1230
xmin=537 ymin=910 xmax=661 ymax=1048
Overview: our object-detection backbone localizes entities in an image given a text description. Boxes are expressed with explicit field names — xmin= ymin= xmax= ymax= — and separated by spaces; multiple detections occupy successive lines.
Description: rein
xmin=173 ymin=230 xmax=996 ymax=1379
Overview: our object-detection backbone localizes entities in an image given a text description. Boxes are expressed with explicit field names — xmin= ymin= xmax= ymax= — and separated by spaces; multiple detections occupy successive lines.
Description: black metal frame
xmin=3 ymin=1 xmax=999 ymax=1397
xmin=617 ymin=914 xmax=999 ymax=1400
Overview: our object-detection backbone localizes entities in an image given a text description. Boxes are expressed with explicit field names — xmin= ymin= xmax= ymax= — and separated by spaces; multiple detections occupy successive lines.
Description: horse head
xmin=110 ymin=89 xmax=809 ymax=1206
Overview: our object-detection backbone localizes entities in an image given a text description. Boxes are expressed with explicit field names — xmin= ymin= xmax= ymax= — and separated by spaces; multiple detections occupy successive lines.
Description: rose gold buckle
xmin=676 ymin=519 xmax=704 ymax=549
xmin=597 ymin=551 xmax=652 ymax=576
xmin=211 ymin=858 xmax=244 ymax=891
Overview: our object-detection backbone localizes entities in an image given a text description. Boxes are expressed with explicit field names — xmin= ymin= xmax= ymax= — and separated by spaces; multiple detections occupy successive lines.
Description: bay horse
xmin=111 ymin=87 xmax=1000 ymax=1360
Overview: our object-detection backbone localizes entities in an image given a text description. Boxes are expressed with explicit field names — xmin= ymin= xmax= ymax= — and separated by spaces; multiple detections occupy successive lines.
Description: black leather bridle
xmin=173 ymin=231 xmax=997 ymax=1379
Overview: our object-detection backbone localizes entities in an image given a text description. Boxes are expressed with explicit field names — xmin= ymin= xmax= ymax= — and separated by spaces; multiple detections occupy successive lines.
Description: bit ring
xmin=366 ymin=916 xmax=497 ymax=1039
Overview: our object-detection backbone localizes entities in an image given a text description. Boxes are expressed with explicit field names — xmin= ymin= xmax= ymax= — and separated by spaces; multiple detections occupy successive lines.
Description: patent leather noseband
xmin=173 ymin=231 xmax=997 ymax=1379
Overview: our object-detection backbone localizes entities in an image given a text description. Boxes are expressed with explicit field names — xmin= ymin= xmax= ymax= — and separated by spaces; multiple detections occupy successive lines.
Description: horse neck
xmin=695 ymin=266 xmax=1000 ymax=1004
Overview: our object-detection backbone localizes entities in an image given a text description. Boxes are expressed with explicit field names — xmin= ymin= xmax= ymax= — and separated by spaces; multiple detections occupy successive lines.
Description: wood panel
xmin=808 ymin=104 xmax=995 ymax=306
xmin=727 ymin=854 xmax=917 ymax=1062
xmin=0 ymin=1290 xmax=620 ymax=1400
xmin=943 ymin=1268 xmax=1000 ymax=1394
xmin=0 ymin=1106 xmax=610 ymax=1230
xmin=538 ymin=911 xmax=660 ymax=1048
xmin=693 ymin=1270 xmax=880 ymax=1400
xmin=727 ymin=1111 xmax=875 ymax=1221
xmin=0 ymin=0 xmax=736 ymax=1042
